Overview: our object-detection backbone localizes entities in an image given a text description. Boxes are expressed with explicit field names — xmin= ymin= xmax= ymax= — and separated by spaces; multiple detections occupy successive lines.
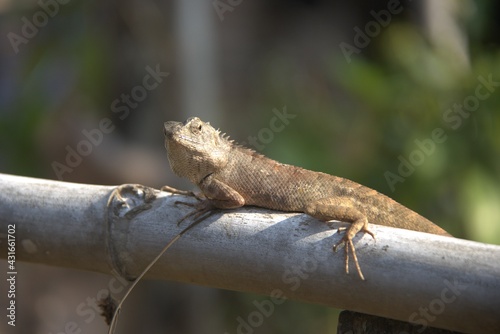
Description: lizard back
xmin=215 ymin=146 xmax=450 ymax=236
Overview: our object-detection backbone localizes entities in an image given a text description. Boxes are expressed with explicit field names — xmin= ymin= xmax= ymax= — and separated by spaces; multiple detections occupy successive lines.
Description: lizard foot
xmin=332 ymin=225 xmax=376 ymax=281
xmin=174 ymin=199 xmax=217 ymax=227
xmin=161 ymin=185 xmax=205 ymax=201
xmin=161 ymin=185 xmax=214 ymax=225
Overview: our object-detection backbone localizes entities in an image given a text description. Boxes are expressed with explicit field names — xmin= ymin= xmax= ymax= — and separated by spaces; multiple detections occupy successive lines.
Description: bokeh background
xmin=1 ymin=0 xmax=500 ymax=333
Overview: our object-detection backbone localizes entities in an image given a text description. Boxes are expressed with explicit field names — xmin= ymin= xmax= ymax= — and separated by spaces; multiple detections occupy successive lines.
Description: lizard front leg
xmin=168 ymin=175 xmax=246 ymax=227
xmin=305 ymin=197 xmax=375 ymax=280
xmin=162 ymin=175 xmax=245 ymax=225
xmin=197 ymin=174 xmax=245 ymax=209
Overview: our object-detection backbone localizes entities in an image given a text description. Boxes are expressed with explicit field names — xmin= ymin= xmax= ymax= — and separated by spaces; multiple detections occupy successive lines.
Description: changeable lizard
xmin=163 ymin=117 xmax=451 ymax=280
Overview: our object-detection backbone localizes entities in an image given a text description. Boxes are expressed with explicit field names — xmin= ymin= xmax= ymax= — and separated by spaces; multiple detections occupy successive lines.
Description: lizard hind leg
xmin=305 ymin=198 xmax=376 ymax=280
xmin=332 ymin=216 xmax=375 ymax=281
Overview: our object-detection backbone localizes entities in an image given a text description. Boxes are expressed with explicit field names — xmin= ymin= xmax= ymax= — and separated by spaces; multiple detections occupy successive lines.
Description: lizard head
xmin=164 ymin=117 xmax=231 ymax=183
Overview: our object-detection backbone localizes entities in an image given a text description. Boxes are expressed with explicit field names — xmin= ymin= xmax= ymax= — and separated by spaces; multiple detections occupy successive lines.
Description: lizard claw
xmin=332 ymin=225 xmax=376 ymax=281
xmin=161 ymin=185 xmax=205 ymax=201
xmin=175 ymin=200 xmax=216 ymax=226
xmin=333 ymin=236 xmax=365 ymax=280
xmin=333 ymin=236 xmax=361 ymax=280
xmin=161 ymin=185 xmax=214 ymax=225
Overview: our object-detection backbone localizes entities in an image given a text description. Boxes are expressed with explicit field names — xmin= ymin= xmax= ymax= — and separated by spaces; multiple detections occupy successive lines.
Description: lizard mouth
xmin=164 ymin=122 xmax=202 ymax=146
xmin=177 ymin=134 xmax=200 ymax=145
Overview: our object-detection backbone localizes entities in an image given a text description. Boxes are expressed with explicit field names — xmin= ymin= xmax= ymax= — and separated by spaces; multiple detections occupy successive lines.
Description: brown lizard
xmin=163 ymin=117 xmax=451 ymax=280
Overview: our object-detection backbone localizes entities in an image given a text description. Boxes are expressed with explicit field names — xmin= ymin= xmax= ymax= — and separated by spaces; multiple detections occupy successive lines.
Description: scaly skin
xmin=163 ymin=117 xmax=451 ymax=280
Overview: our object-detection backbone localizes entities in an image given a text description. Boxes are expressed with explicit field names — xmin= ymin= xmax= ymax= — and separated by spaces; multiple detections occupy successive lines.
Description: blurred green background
xmin=1 ymin=0 xmax=499 ymax=333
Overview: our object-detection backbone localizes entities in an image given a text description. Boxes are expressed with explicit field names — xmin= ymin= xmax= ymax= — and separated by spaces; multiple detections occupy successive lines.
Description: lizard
xmin=162 ymin=117 xmax=451 ymax=280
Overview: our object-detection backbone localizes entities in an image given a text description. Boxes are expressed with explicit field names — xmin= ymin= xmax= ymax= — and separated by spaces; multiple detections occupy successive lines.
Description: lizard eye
xmin=190 ymin=122 xmax=202 ymax=133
